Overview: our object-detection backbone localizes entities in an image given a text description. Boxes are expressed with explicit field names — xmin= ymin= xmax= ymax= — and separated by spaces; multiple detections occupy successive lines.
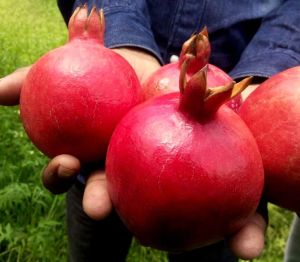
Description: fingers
xmin=229 ymin=212 xmax=267 ymax=260
xmin=83 ymin=170 xmax=113 ymax=220
xmin=42 ymin=155 xmax=113 ymax=220
xmin=0 ymin=66 xmax=31 ymax=106
xmin=42 ymin=154 xmax=81 ymax=194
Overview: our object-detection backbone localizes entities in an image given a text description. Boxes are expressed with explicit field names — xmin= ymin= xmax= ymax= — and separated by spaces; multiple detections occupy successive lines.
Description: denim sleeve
xmin=229 ymin=0 xmax=300 ymax=80
xmin=57 ymin=0 xmax=163 ymax=64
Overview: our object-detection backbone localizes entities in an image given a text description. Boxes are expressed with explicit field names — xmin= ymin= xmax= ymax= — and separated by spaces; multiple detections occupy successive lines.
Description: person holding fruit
xmin=0 ymin=0 xmax=300 ymax=261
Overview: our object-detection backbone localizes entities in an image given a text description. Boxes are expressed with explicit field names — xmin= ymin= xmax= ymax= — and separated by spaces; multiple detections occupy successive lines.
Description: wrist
xmin=112 ymin=47 xmax=161 ymax=84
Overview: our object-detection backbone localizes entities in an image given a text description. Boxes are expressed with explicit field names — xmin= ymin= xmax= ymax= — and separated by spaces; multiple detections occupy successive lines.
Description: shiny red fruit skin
xmin=20 ymin=8 xmax=142 ymax=163
xmin=239 ymin=66 xmax=300 ymax=213
xmin=106 ymin=93 xmax=264 ymax=251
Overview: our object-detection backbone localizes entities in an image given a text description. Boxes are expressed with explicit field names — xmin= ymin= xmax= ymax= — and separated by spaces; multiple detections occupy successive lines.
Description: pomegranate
xmin=20 ymin=6 xmax=142 ymax=163
xmin=142 ymin=28 xmax=242 ymax=111
xmin=239 ymin=66 xmax=300 ymax=213
xmin=106 ymin=58 xmax=264 ymax=251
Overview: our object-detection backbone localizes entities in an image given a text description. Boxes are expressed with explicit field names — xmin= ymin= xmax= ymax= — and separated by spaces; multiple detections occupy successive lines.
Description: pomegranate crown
xmin=179 ymin=27 xmax=211 ymax=75
xmin=179 ymin=57 xmax=252 ymax=119
xmin=68 ymin=5 xmax=105 ymax=44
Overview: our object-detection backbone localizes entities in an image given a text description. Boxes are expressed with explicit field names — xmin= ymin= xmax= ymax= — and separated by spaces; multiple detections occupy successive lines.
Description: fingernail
xmin=57 ymin=165 xmax=78 ymax=178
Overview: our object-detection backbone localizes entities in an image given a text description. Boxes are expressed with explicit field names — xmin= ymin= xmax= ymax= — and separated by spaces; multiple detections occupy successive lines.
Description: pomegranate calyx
xmin=230 ymin=76 xmax=253 ymax=98
xmin=179 ymin=58 xmax=252 ymax=118
xmin=179 ymin=65 xmax=208 ymax=119
xmin=68 ymin=5 xmax=105 ymax=44
xmin=179 ymin=27 xmax=211 ymax=75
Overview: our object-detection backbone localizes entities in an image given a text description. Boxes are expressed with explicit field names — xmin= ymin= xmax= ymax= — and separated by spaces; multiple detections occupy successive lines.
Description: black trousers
xmin=67 ymin=181 xmax=238 ymax=262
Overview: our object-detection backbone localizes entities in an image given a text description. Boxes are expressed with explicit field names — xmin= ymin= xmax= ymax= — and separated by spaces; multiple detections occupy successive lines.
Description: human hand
xmin=229 ymin=212 xmax=267 ymax=260
xmin=42 ymin=155 xmax=112 ymax=220
xmin=0 ymin=59 xmax=266 ymax=260
xmin=112 ymin=47 xmax=161 ymax=84
xmin=41 ymin=66 xmax=267 ymax=260
xmin=0 ymin=68 xmax=112 ymax=219
xmin=0 ymin=66 xmax=31 ymax=105
xmin=41 ymin=47 xmax=161 ymax=220
xmin=42 ymin=155 xmax=267 ymax=259
xmin=0 ymin=48 xmax=160 ymax=220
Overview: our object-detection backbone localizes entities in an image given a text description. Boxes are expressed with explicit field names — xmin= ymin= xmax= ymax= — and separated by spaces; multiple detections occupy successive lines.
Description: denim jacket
xmin=58 ymin=0 xmax=300 ymax=80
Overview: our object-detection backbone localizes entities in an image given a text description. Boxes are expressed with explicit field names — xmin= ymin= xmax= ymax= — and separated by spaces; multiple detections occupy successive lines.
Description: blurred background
xmin=0 ymin=0 xmax=294 ymax=261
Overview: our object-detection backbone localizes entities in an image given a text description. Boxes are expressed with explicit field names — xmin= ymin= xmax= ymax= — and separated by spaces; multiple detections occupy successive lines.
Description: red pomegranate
xmin=106 ymin=59 xmax=264 ymax=251
xmin=20 ymin=6 xmax=142 ymax=163
xmin=239 ymin=66 xmax=300 ymax=213
xmin=142 ymin=28 xmax=242 ymax=111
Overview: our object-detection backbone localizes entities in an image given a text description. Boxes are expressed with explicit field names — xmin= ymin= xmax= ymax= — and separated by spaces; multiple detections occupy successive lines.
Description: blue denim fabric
xmin=58 ymin=0 xmax=300 ymax=80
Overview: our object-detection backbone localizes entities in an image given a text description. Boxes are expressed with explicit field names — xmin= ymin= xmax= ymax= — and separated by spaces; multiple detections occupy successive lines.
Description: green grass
xmin=0 ymin=1 xmax=68 ymax=261
xmin=0 ymin=0 xmax=294 ymax=261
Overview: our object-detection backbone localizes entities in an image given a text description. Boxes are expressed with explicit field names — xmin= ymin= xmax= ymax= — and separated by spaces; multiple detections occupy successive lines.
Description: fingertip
xmin=42 ymin=154 xmax=81 ymax=194
xmin=229 ymin=225 xmax=265 ymax=260
xmin=43 ymin=154 xmax=81 ymax=177
xmin=56 ymin=155 xmax=81 ymax=178
xmin=83 ymin=171 xmax=113 ymax=220
xmin=229 ymin=214 xmax=266 ymax=260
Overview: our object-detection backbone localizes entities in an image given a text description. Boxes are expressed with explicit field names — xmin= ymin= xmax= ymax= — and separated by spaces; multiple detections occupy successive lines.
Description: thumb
xmin=42 ymin=154 xmax=80 ymax=194
xmin=228 ymin=213 xmax=267 ymax=260
xmin=82 ymin=170 xmax=113 ymax=220
xmin=0 ymin=66 xmax=31 ymax=106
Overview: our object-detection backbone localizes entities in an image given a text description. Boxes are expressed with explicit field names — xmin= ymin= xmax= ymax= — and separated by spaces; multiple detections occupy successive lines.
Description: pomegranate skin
xmin=20 ymin=8 xmax=142 ymax=163
xmin=143 ymin=63 xmax=232 ymax=98
xmin=239 ymin=66 xmax=300 ymax=213
xmin=142 ymin=59 xmax=242 ymax=112
xmin=106 ymin=93 xmax=264 ymax=251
